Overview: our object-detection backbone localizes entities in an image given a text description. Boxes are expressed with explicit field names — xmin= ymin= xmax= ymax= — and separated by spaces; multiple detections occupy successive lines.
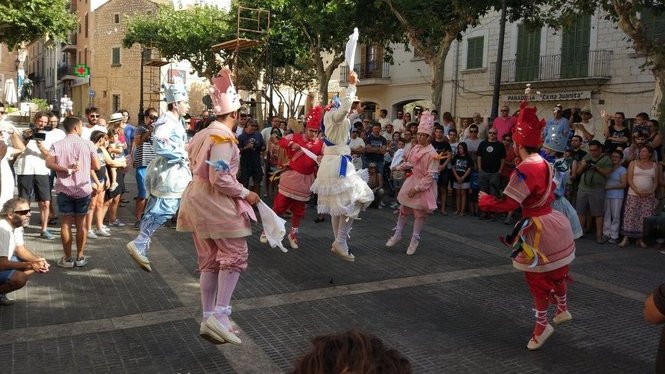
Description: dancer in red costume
xmin=478 ymin=95 xmax=575 ymax=351
xmin=261 ymin=112 xmax=323 ymax=249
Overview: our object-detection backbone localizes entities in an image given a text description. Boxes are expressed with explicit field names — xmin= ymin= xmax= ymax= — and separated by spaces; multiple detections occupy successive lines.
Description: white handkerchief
xmin=257 ymin=200 xmax=288 ymax=253
xmin=345 ymin=27 xmax=359 ymax=72
xmin=300 ymin=147 xmax=319 ymax=164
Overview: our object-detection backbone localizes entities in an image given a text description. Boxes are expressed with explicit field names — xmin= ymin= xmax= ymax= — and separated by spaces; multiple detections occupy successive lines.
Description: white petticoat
xmin=311 ymin=145 xmax=374 ymax=218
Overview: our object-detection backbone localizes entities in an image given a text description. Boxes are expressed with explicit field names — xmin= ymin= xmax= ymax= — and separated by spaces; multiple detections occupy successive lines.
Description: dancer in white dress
xmin=310 ymin=72 xmax=373 ymax=261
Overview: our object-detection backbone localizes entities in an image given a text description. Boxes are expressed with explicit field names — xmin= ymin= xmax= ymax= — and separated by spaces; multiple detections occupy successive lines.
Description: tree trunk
xmin=429 ymin=37 xmax=454 ymax=111
xmin=653 ymin=70 xmax=665 ymax=124
xmin=314 ymin=55 xmax=344 ymax=106
xmin=610 ymin=1 xmax=665 ymax=122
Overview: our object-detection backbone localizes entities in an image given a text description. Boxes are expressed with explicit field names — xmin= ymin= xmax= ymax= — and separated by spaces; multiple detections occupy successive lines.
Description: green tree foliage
xmin=260 ymin=0 xmax=402 ymax=104
xmin=544 ymin=0 xmax=665 ymax=121
xmin=380 ymin=0 xmax=543 ymax=111
xmin=0 ymin=0 xmax=77 ymax=49
xmin=123 ymin=5 xmax=234 ymax=79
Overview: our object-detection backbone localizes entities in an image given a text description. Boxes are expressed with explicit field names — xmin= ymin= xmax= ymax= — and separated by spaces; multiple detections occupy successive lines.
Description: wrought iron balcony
xmin=489 ymin=50 xmax=612 ymax=88
xmin=61 ymin=33 xmax=77 ymax=52
xmin=339 ymin=61 xmax=391 ymax=85
xmin=57 ymin=62 xmax=77 ymax=81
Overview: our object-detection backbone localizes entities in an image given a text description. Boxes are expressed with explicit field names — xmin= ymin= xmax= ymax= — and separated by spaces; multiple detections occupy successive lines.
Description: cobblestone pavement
xmin=1 ymin=182 xmax=663 ymax=373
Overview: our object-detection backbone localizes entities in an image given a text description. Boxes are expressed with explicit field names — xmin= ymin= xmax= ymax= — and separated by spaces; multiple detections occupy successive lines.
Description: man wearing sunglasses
xmin=493 ymin=105 xmax=516 ymax=140
xmin=81 ymin=107 xmax=107 ymax=140
xmin=0 ymin=197 xmax=50 ymax=306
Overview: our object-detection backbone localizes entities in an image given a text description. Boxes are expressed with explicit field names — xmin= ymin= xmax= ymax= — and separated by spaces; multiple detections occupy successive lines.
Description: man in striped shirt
xmin=46 ymin=117 xmax=100 ymax=268
xmin=132 ymin=108 xmax=158 ymax=228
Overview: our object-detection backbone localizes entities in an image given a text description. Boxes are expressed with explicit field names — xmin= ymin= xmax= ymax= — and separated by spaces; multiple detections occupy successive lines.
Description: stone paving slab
xmin=573 ymin=250 xmax=665 ymax=295
xmin=162 ymin=208 xmax=513 ymax=301
xmin=0 ymin=226 xmax=182 ymax=330
xmin=233 ymin=272 xmax=656 ymax=373
xmin=2 ymin=179 xmax=665 ymax=373
xmin=0 ymin=319 xmax=235 ymax=373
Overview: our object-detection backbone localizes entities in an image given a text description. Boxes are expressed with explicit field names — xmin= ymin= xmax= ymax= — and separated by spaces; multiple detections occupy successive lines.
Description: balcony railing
xmin=489 ymin=50 xmax=611 ymax=85
xmin=339 ymin=61 xmax=390 ymax=83
xmin=57 ymin=62 xmax=76 ymax=80
xmin=61 ymin=33 xmax=77 ymax=52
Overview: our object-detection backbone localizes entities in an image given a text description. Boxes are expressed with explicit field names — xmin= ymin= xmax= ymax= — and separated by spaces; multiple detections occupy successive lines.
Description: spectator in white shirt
xmin=392 ymin=110 xmax=405 ymax=133
xmin=14 ymin=112 xmax=54 ymax=240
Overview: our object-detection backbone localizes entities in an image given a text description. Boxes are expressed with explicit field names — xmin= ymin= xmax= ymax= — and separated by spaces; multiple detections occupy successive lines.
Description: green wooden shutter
xmin=560 ymin=14 xmax=591 ymax=79
xmin=516 ymin=25 xmax=541 ymax=82
xmin=112 ymin=48 xmax=120 ymax=65
xmin=466 ymin=36 xmax=484 ymax=69
xmin=642 ymin=9 xmax=665 ymax=42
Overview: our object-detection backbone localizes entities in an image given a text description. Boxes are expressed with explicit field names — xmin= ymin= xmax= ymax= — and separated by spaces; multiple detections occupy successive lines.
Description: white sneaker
xmin=527 ymin=324 xmax=554 ymax=350
xmin=331 ymin=241 xmax=355 ymax=262
xmin=200 ymin=321 xmax=227 ymax=345
xmin=288 ymin=231 xmax=299 ymax=249
xmin=406 ymin=237 xmax=419 ymax=255
xmin=553 ymin=310 xmax=572 ymax=325
xmin=126 ymin=241 xmax=152 ymax=272
xmin=87 ymin=230 xmax=98 ymax=239
xmin=96 ymin=227 xmax=111 ymax=237
xmin=204 ymin=316 xmax=241 ymax=344
xmin=386 ymin=235 xmax=402 ymax=247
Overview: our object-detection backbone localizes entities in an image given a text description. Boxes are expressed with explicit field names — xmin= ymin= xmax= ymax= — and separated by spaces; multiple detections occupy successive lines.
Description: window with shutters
xmin=359 ymin=45 xmax=386 ymax=79
xmin=112 ymin=48 xmax=121 ymax=66
xmin=515 ymin=24 xmax=541 ymax=82
xmin=466 ymin=36 xmax=484 ymax=69
xmin=560 ymin=14 xmax=591 ymax=79
xmin=642 ymin=9 xmax=665 ymax=42
xmin=112 ymin=95 xmax=120 ymax=113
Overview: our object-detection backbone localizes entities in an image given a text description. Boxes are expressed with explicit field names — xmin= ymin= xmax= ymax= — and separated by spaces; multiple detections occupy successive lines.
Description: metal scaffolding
xmin=211 ymin=5 xmax=270 ymax=118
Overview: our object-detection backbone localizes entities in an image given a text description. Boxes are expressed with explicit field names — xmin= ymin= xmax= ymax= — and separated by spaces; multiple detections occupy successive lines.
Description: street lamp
xmin=490 ymin=0 xmax=507 ymax=123
xmin=138 ymin=46 xmax=147 ymax=125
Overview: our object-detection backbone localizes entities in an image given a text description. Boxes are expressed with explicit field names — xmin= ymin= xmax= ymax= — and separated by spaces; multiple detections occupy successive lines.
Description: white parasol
xmin=345 ymin=28 xmax=359 ymax=73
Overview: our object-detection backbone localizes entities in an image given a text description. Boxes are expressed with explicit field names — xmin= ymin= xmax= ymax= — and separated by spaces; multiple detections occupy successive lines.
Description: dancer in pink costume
xmin=177 ymin=69 xmax=259 ymax=345
xmin=385 ymin=111 xmax=439 ymax=255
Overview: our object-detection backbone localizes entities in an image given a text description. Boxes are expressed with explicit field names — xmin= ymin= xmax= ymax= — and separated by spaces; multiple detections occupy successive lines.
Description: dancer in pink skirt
xmin=177 ymin=69 xmax=259 ymax=345
xmin=385 ymin=111 xmax=439 ymax=255
xmin=479 ymin=96 xmax=576 ymax=351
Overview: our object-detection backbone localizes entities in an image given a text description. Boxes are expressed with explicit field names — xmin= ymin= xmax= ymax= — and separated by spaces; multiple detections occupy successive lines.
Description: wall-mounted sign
xmin=505 ymin=91 xmax=591 ymax=102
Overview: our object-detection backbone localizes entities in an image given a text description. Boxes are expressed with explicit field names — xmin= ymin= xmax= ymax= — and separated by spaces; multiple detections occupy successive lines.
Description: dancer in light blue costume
xmin=543 ymin=130 xmax=583 ymax=239
xmin=126 ymin=81 xmax=192 ymax=271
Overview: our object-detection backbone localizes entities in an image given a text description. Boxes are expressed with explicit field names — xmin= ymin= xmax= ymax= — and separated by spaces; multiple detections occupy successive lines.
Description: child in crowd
xmin=452 ymin=142 xmax=472 ymax=216
xmin=107 ymin=126 xmax=127 ymax=191
xmin=389 ymin=138 xmax=406 ymax=210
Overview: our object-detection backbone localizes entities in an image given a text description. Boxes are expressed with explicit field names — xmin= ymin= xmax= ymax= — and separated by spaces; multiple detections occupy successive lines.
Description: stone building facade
xmin=87 ymin=0 xmax=167 ymax=120
xmin=339 ymin=10 xmax=662 ymax=128
xmin=0 ymin=44 xmax=19 ymax=105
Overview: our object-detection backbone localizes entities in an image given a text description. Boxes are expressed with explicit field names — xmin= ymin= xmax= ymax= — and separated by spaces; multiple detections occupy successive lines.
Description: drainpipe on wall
xmin=452 ymin=39 xmax=460 ymax=123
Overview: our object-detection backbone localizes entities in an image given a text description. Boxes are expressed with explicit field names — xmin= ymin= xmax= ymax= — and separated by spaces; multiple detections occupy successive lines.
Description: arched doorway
xmin=392 ymin=99 xmax=432 ymax=123
xmin=361 ymin=101 xmax=378 ymax=119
